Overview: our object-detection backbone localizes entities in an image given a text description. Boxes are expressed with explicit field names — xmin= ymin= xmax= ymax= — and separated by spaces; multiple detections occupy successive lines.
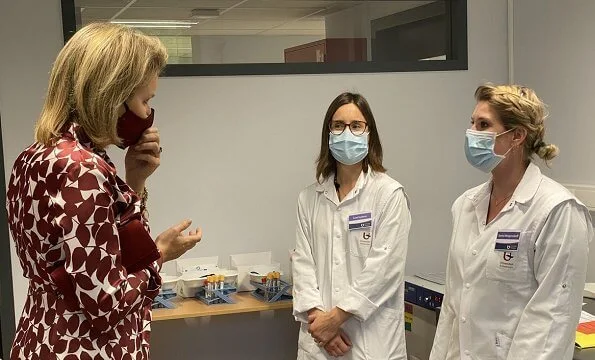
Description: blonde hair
xmin=475 ymin=84 xmax=559 ymax=163
xmin=35 ymin=23 xmax=168 ymax=148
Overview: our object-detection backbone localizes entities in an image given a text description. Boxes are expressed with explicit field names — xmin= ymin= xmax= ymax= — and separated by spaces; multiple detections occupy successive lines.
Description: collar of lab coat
xmin=467 ymin=162 xmax=542 ymax=206
xmin=316 ymin=166 xmax=372 ymax=196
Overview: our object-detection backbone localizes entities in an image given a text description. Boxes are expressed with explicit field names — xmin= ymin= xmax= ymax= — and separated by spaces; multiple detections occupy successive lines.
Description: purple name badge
xmin=348 ymin=212 xmax=372 ymax=230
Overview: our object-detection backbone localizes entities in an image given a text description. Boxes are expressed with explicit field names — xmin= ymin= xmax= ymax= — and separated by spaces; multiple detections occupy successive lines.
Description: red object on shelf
xmin=578 ymin=321 xmax=595 ymax=335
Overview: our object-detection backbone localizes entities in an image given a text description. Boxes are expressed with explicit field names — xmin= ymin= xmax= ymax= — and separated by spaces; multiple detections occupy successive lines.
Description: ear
xmin=513 ymin=127 xmax=527 ymax=147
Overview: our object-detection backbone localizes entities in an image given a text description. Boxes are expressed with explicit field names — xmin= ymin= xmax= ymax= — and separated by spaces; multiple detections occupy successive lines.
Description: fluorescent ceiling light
xmin=111 ymin=20 xmax=198 ymax=25
xmin=125 ymin=24 xmax=191 ymax=28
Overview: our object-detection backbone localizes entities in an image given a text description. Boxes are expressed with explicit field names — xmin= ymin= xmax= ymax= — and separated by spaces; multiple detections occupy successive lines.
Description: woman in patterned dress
xmin=6 ymin=23 xmax=202 ymax=359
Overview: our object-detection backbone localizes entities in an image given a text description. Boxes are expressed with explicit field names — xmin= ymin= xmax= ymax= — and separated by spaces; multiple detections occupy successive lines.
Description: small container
xmin=248 ymin=265 xmax=283 ymax=285
xmin=160 ymin=274 xmax=179 ymax=292
xmin=217 ymin=269 xmax=239 ymax=289
xmin=177 ymin=270 xmax=210 ymax=298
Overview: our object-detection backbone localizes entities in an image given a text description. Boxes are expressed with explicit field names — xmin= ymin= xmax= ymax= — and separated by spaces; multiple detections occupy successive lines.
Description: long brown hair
xmin=316 ymin=92 xmax=386 ymax=182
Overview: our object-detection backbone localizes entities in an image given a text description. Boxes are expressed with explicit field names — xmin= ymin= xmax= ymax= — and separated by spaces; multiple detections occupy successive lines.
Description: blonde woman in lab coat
xmin=292 ymin=92 xmax=411 ymax=359
xmin=430 ymin=84 xmax=593 ymax=360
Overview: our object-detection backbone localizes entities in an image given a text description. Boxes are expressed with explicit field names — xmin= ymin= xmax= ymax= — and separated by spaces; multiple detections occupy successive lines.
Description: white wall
xmin=116 ymin=0 xmax=508 ymax=284
xmin=513 ymin=0 xmax=595 ymax=281
xmin=0 ymin=0 xmax=509 ymax=318
xmin=1 ymin=0 xmax=510 ymax=357
xmin=0 ymin=0 xmax=64 ymax=325
xmin=192 ymin=35 xmax=323 ymax=64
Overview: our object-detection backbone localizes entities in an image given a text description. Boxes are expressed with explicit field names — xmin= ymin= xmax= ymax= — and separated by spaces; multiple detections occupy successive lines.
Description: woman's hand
xmin=324 ymin=329 xmax=352 ymax=357
xmin=156 ymin=219 xmax=202 ymax=263
xmin=125 ymin=127 xmax=161 ymax=194
xmin=308 ymin=307 xmax=352 ymax=346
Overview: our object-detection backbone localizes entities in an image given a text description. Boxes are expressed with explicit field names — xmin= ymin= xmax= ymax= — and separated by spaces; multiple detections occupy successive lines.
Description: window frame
xmin=60 ymin=0 xmax=467 ymax=77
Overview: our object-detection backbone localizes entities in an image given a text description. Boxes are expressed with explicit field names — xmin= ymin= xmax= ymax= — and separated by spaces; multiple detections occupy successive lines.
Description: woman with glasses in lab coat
xmin=430 ymin=84 xmax=593 ymax=360
xmin=292 ymin=92 xmax=411 ymax=359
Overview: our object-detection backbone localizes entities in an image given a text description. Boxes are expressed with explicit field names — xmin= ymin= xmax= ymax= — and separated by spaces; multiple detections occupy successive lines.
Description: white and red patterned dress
xmin=6 ymin=124 xmax=162 ymax=360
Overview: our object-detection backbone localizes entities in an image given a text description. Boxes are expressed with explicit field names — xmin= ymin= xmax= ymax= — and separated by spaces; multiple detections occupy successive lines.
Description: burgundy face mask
xmin=117 ymin=103 xmax=154 ymax=149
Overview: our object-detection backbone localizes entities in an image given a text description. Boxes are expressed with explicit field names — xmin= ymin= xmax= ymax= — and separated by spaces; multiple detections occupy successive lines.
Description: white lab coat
xmin=430 ymin=162 xmax=593 ymax=360
xmin=292 ymin=169 xmax=410 ymax=360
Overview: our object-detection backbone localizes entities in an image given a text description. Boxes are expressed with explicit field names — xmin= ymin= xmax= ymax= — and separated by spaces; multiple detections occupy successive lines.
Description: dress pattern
xmin=7 ymin=123 xmax=162 ymax=359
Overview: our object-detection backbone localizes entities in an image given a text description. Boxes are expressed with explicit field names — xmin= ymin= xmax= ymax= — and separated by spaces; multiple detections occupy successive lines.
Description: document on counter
xmin=576 ymin=310 xmax=595 ymax=349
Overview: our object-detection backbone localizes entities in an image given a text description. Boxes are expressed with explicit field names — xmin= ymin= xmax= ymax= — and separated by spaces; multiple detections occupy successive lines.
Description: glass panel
xmin=73 ymin=0 xmax=455 ymax=65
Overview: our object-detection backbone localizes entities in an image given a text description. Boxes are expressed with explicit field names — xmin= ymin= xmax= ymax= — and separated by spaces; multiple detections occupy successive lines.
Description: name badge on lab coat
xmin=494 ymin=230 xmax=520 ymax=252
xmin=348 ymin=212 xmax=372 ymax=231
xmin=494 ymin=230 xmax=521 ymax=270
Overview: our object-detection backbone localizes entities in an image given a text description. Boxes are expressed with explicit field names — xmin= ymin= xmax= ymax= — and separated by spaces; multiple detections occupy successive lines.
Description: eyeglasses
xmin=329 ymin=121 xmax=368 ymax=136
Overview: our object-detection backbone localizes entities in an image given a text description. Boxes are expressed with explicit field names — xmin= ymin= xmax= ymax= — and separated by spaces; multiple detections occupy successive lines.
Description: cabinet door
xmin=325 ymin=38 xmax=367 ymax=62
xmin=284 ymin=40 xmax=326 ymax=63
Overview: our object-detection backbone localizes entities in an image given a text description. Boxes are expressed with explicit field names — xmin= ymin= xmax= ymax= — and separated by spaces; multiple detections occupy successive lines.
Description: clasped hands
xmin=307 ymin=307 xmax=352 ymax=357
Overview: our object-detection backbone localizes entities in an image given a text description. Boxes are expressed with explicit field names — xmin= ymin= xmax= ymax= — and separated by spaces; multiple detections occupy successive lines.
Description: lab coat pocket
xmin=342 ymin=317 xmax=366 ymax=359
xmin=486 ymin=231 xmax=533 ymax=283
xmin=363 ymin=306 xmax=403 ymax=359
xmin=495 ymin=332 xmax=512 ymax=360
xmin=348 ymin=229 xmax=373 ymax=258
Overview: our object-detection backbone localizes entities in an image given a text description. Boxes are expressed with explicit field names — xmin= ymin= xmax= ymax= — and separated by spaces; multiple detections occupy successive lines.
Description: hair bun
xmin=536 ymin=143 xmax=559 ymax=161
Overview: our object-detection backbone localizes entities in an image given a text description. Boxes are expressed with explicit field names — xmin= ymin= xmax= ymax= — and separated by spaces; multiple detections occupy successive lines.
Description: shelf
xmin=152 ymin=292 xmax=293 ymax=321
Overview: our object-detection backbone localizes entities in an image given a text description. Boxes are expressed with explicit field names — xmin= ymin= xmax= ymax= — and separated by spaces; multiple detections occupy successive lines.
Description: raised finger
xmin=137 ymin=131 xmax=160 ymax=144
xmin=190 ymin=228 xmax=202 ymax=238
xmin=142 ymin=127 xmax=159 ymax=135
xmin=185 ymin=228 xmax=202 ymax=240
xmin=134 ymin=142 xmax=160 ymax=154
xmin=172 ymin=219 xmax=192 ymax=233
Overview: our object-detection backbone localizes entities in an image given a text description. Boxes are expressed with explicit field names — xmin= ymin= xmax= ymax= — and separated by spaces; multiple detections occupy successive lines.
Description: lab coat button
xmin=461 ymin=316 xmax=467 ymax=323
xmin=334 ymin=288 xmax=339 ymax=292
xmin=464 ymin=350 xmax=470 ymax=356
xmin=334 ymin=260 xmax=340 ymax=265
xmin=472 ymin=250 xmax=478 ymax=256
xmin=336 ymin=234 xmax=341 ymax=238
xmin=465 ymin=283 xmax=470 ymax=289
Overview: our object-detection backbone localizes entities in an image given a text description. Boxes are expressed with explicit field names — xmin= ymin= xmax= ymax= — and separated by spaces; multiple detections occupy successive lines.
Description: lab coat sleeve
xmin=292 ymin=191 xmax=325 ymax=323
xmin=506 ymin=201 xmax=593 ymax=360
xmin=429 ymin=200 xmax=460 ymax=360
xmin=336 ymin=188 xmax=410 ymax=322
xmin=429 ymin=244 xmax=457 ymax=359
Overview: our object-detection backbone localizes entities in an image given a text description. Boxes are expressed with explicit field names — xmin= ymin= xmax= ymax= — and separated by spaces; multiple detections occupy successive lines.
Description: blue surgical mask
xmin=329 ymin=131 xmax=369 ymax=165
xmin=465 ymin=128 xmax=513 ymax=173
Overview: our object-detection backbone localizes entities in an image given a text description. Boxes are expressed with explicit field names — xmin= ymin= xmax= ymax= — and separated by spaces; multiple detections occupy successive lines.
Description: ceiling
xmin=75 ymin=0 xmax=432 ymax=36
